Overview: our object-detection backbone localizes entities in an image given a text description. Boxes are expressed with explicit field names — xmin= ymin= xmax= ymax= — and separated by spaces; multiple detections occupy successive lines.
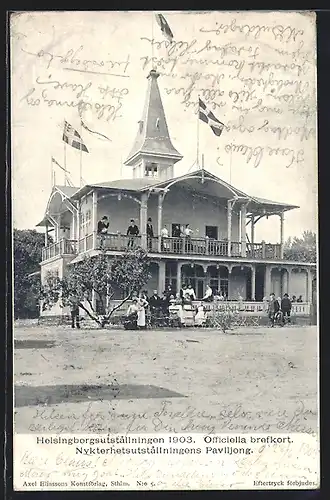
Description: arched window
xmin=145 ymin=162 xmax=158 ymax=178
xmin=208 ymin=266 xmax=229 ymax=297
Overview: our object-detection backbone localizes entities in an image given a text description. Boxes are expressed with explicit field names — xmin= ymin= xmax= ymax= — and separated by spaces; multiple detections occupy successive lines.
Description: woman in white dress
xmin=137 ymin=293 xmax=149 ymax=328
xmin=195 ymin=305 xmax=206 ymax=326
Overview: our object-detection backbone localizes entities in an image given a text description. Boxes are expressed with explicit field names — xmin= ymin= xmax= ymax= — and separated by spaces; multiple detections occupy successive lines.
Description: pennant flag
xmin=81 ymin=119 xmax=112 ymax=142
xmin=199 ymin=98 xmax=225 ymax=137
xmin=155 ymin=13 xmax=174 ymax=42
xmin=62 ymin=121 xmax=89 ymax=152
xmin=51 ymin=156 xmax=70 ymax=173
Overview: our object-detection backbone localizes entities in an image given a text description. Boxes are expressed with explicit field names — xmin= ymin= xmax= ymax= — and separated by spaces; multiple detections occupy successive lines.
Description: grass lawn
xmin=14 ymin=324 xmax=318 ymax=435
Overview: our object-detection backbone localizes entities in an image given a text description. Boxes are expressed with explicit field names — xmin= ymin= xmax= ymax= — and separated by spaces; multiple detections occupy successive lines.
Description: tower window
xmin=145 ymin=162 xmax=158 ymax=177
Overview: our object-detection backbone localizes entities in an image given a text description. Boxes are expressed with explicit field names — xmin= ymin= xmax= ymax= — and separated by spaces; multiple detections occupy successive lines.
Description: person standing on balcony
xmin=172 ymin=224 xmax=181 ymax=252
xmin=127 ymin=219 xmax=139 ymax=249
xmin=184 ymin=224 xmax=193 ymax=252
xmin=97 ymin=216 xmax=109 ymax=234
xmin=69 ymin=292 xmax=80 ymax=329
xmin=161 ymin=224 xmax=169 ymax=251
xmin=146 ymin=217 xmax=154 ymax=251
xmin=97 ymin=216 xmax=109 ymax=249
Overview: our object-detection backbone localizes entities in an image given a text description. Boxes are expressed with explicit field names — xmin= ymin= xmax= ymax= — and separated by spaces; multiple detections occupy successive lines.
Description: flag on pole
xmin=155 ymin=13 xmax=174 ymax=41
xmin=62 ymin=121 xmax=89 ymax=152
xmin=51 ymin=156 xmax=70 ymax=173
xmin=80 ymin=119 xmax=112 ymax=141
xmin=199 ymin=98 xmax=225 ymax=137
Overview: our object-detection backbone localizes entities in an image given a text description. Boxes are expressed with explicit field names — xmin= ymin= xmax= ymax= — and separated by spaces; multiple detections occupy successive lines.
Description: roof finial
xmin=148 ymin=69 xmax=160 ymax=79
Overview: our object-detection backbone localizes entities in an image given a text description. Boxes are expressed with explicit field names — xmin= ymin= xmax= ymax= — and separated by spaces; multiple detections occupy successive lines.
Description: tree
xmin=14 ymin=229 xmax=47 ymax=318
xmin=40 ymin=248 xmax=152 ymax=326
xmin=283 ymin=230 xmax=316 ymax=263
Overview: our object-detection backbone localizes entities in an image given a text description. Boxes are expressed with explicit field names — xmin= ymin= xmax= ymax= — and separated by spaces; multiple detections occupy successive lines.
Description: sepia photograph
xmin=11 ymin=10 xmax=319 ymax=490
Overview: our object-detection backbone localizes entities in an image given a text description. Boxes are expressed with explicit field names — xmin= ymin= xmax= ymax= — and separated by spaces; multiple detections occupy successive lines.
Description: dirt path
xmin=14 ymin=325 xmax=318 ymax=435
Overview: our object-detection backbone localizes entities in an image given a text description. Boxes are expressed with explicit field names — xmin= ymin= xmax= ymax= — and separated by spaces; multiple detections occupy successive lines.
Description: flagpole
xmin=63 ymin=143 xmax=67 ymax=186
xmin=51 ymin=157 xmax=54 ymax=189
xmin=201 ymin=153 xmax=205 ymax=184
xmin=230 ymin=142 xmax=233 ymax=185
xmin=196 ymin=96 xmax=200 ymax=169
xmin=79 ymin=120 xmax=83 ymax=188
xmin=152 ymin=12 xmax=154 ymax=60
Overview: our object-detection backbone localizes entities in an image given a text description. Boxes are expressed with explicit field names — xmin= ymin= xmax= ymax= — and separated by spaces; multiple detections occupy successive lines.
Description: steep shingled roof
xmin=124 ymin=69 xmax=183 ymax=166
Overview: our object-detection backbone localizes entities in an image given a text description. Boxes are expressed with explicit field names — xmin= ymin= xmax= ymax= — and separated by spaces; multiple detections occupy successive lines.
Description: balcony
xmin=41 ymin=234 xmax=282 ymax=262
xmin=42 ymin=239 xmax=78 ymax=261
xmin=95 ymin=234 xmax=282 ymax=259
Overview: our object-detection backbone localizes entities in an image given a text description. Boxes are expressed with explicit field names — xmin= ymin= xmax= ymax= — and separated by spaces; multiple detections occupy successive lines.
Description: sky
xmin=10 ymin=10 xmax=317 ymax=243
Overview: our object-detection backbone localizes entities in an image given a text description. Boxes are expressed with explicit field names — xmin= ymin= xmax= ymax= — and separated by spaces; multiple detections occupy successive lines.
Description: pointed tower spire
xmin=124 ymin=69 xmax=183 ymax=180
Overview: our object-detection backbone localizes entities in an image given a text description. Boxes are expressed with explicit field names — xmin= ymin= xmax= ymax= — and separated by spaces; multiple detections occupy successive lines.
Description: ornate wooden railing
xmin=100 ymin=300 xmax=311 ymax=317
xmin=97 ymin=233 xmax=141 ymax=251
xmin=42 ymin=239 xmax=78 ymax=261
xmin=42 ymin=234 xmax=283 ymax=261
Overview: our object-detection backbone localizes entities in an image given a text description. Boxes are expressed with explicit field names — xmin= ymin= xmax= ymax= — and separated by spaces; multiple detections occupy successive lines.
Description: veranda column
xmin=55 ymin=216 xmax=60 ymax=242
xmin=227 ymin=264 xmax=232 ymax=299
xmin=241 ymin=203 xmax=247 ymax=257
xmin=251 ymin=264 xmax=256 ymax=300
xmin=264 ymin=265 xmax=272 ymax=297
xmin=158 ymin=261 xmax=166 ymax=295
xmin=45 ymin=223 xmax=48 ymax=246
xmin=306 ymin=268 xmax=313 ymax=303
xmin=92 ymin=190 xmax=98 ymax=250
xmin=280 ymin=212 xmax=284 ymax=259
xmin=77 ymin=202 xmax=81 ymax=252
xmin=251 ymin=214 xmax=255 ymax=244
xmin=227 ymin=200 xmax=232 ymax=257
xmin=176 ymin=261 xmax=182 ymax=294
xmin=72 ymin=211 xmax=75 ymax=244
xmin=140 ymin=193 xmax=148 ymax=250
xmin=251 ymin=214 xmax=255 ymax=256
xmin=157 ymin=193 xmax=163 ymax=252
xmin=282 ymin=268 xmax=290 ymax=295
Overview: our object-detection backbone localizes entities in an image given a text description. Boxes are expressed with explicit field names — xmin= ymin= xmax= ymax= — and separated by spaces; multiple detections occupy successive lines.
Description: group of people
xmin=124 ymin=282 xmax=223 ymax=330
xmin=266 ymin=292 xmax=294 ymax=327
xmin=97 ymin=215 xmax=199 ymax=252
xmin=124 ymin=289 xmax=172 ymax=330
xmin=98 ymin=216 xmax=141 ymax=248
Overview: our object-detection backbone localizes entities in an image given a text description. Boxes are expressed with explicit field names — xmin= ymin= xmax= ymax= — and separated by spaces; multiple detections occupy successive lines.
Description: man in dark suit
xmin=146 ymin=217 xmax=154 ymax=251
xmin=127 ymin=219 xmax=139 ymax=248
xmin=268 ymin=293 xmax=280 ymax=327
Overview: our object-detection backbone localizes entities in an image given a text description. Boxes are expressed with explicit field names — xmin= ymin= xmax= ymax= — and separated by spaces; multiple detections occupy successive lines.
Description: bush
xmin=207 ymin=306 xmax=240 ymax=333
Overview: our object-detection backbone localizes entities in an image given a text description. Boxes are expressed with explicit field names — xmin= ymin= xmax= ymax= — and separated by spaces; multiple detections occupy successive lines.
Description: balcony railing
xmin=42 ymin=238 xmax=78 ymax=261
xmin=247 ymin=242 xmax=282 ymax=259
xmin=97 ymin=235 xmax=282 ymax=260
xmin=41 ymin=235 xmax=283 ymax=262
xmin=98 ymin=233 xmax=142 ymax=251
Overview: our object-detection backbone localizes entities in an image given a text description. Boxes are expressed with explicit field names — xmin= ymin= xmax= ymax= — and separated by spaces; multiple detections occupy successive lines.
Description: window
xmin=206 ymin=225 xmax=218 ymax=239
xmin=172 ymin=223 xmax=184 ymax=237
xmin=165 ymin=262 xmax=177 ymax=293
xmin=145 ymin=162 xmax=158 ymax=177
xmin=208 ymin=266 xmax=229 ymax=297
xmin=210 ymin=279 xmax=229 ymax=297
xmin=80 ymin=209 xmax=92 ymax=237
